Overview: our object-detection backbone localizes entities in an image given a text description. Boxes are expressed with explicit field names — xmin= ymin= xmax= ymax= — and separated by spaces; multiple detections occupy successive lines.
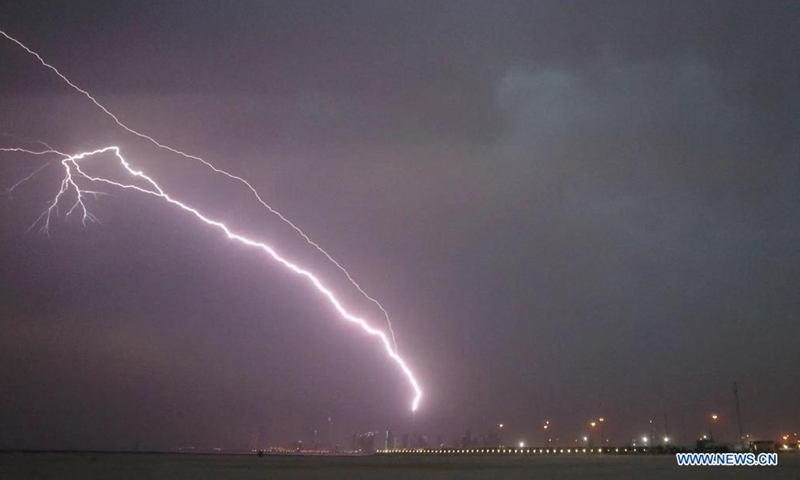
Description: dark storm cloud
xmin=1 ymin=0 xmax=799 ymax=450
xmin=496 ymin=58 xmax=753 ymax=233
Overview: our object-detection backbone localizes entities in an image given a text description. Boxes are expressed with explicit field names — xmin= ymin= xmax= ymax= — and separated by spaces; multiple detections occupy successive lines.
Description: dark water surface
xmin=1 ymin=452 xmax=798 ymax=479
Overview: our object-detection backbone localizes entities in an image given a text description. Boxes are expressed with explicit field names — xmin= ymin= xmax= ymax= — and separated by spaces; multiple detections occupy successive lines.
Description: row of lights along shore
xmin=378 ymin=447 xmax=653 ymax=454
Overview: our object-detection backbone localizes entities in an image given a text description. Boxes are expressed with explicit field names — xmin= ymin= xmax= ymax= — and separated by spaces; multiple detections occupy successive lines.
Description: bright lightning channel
xmin=1 ymin=145 xmax=422 ymax=411
xmin=0 ymin=28 xmax=401 ymax=356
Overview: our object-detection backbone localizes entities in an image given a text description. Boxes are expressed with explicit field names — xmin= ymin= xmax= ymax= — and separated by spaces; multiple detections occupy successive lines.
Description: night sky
xmin=1 ymin=1 xmax=798 ymax=450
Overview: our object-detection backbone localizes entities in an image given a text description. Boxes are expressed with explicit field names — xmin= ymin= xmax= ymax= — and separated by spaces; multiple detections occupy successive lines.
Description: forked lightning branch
xmin=0 ymin=29 xmax=422 ymax=412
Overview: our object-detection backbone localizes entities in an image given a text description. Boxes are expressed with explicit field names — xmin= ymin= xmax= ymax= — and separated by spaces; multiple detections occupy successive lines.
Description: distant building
xmin=462 ymin=429 xmax=475 ymax=448
xmin=484 ymin=431 xmax=500 ymax=448
xmin=249 ymin=426 xmax=266 ymax=452
xmin=353 ymin=431 xmax=377 ymax=453
xmin=750 ymin=440 xmax=776 ymax=453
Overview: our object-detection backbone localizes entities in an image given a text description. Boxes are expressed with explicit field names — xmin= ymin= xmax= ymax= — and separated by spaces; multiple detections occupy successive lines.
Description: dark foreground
xmin=1 ymin=452 xmax=798 ymax=479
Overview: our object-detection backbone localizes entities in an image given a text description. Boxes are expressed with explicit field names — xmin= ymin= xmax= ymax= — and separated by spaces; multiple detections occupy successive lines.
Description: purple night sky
xmin=0 ymin=1 xmax=798 ymax=450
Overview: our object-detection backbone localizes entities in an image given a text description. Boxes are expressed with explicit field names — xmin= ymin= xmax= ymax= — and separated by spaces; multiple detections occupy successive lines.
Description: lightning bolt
xmin=1 ymin=145 xmax=423 ymax=411
xmin=0 ymin=28 xmax=400 ymax=355
xmin=3 ymin=156 xmax=52 ymax=195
